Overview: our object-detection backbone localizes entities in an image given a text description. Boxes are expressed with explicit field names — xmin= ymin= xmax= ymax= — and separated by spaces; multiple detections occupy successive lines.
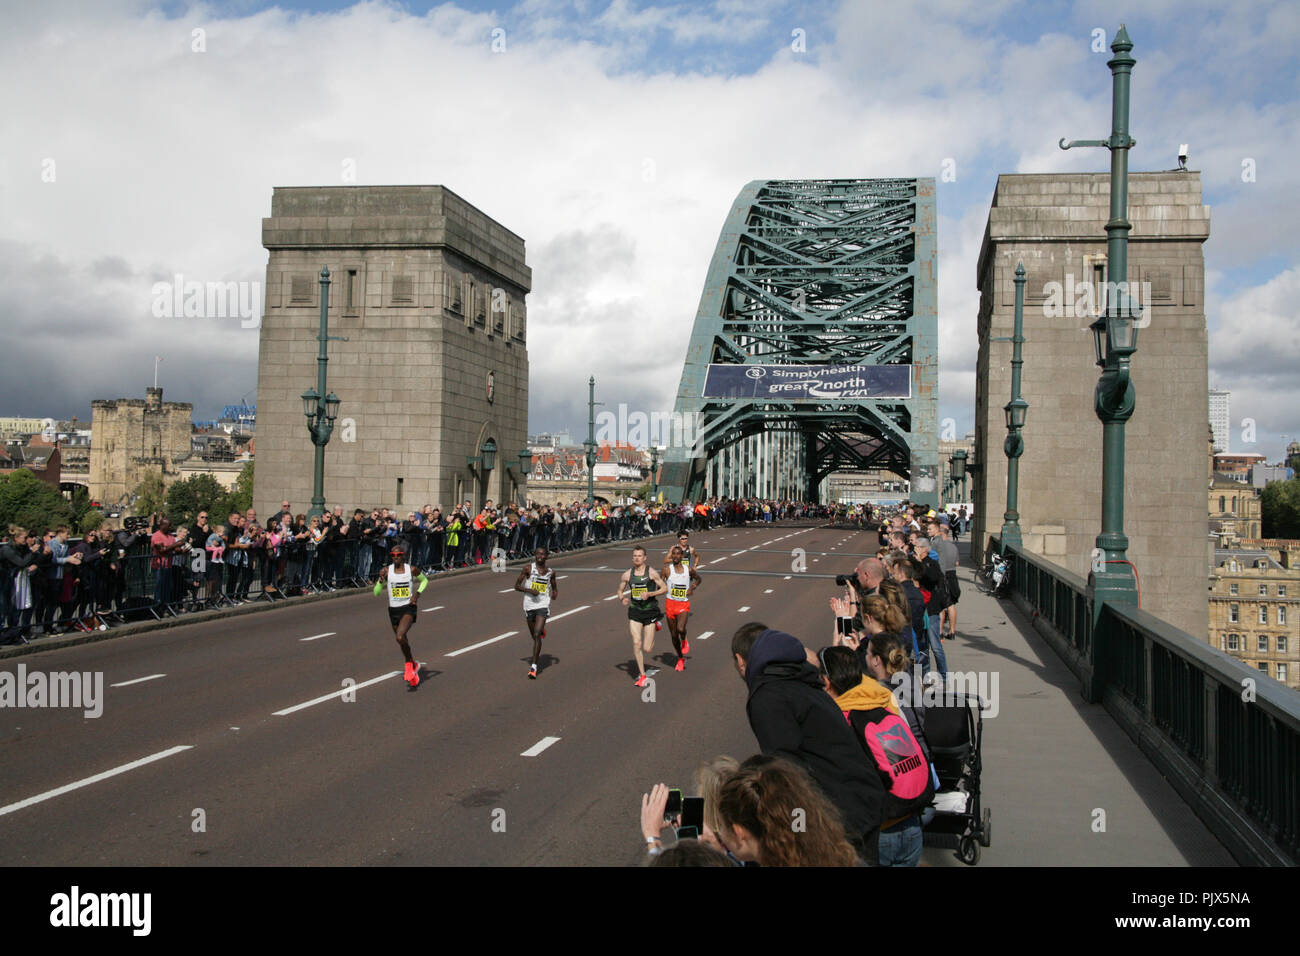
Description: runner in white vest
xmin=373 ymin=542 xmax=428 ymax=687
xmin=661 ymin=545 xmax=701 ymax=672
xmin=514 ymin=547 xmax=558 ymax=679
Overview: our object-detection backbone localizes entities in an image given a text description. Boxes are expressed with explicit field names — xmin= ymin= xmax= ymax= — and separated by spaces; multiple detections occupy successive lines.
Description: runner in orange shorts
xmin=661 ymin=545 xmax=701 ymax=672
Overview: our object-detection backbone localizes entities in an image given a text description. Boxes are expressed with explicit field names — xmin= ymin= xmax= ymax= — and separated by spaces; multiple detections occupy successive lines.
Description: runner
xmin=661 ymin=545 xmax=701 ymax=671
xmin=669 ymin=530 xmax=702 ymax=573
xmin=373 ymin=542 xmax=428 ymax=687
xmin=514 ymin=547 xmax=557 ymax=679
xmin=617 ymin=545 xmax=667 ymax=687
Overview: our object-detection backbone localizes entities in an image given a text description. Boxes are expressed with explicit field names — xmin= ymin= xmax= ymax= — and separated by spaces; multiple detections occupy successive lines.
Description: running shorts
xmin=628 ymin=605 xmax=660 ymax=626
xmin=388 ymin=603 xmax=417 ymax=626
xmin=665 ymin=598 xmax=690 ymax=618
xmin=525 ymin=607 xmax=550 ymax=621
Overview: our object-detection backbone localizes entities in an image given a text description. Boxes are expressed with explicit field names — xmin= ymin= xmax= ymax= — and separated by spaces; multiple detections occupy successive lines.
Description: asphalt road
xmin=0 ymin=522 xmax=898 ymax=866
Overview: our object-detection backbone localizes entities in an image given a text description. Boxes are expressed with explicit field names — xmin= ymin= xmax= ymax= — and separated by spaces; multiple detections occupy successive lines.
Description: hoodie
xmin=743 ymin=629 xmax=885 ymax=855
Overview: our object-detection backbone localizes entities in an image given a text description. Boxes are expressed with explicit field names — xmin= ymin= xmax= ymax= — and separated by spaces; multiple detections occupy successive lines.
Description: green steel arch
xmin=659 ymin=178 xmax=938 ymax=507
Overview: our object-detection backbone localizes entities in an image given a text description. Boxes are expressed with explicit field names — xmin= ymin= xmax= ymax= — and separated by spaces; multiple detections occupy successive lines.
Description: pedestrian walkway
xmin=920 ymin=543 xmax=1234 ymax=866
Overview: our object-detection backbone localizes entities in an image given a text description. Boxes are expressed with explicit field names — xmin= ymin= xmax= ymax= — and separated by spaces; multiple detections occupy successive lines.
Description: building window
xmin=396 ymin=477 xmax=403 ymax=507
xmin=1226 ymin=634 xmax=1239 ymax=651
xmin=1278 ymin=663 xmax=1288 ymax=683
xmin=392 ymin=275 xmax=414 ymax=306
xmin=1258 ymin=635 xmax=1269 ymax=653
xmin=290 ymin=274 xmax=313 ymax=304
xmin=1229 ymin=604 xmax=1239 ymax=623
xmin=1280 ymin=606 xmax=1287 ymax=626
xmin=1219 ymin=496 xmax=1225 ymax=513
xmin=1277 ymin=636 xmax=1288 ymax=653
xmin=1259 ymin=606 xmax=1268 ymax=624
xmin=1279 ymin=585 xmax=1287 ymax=597
xmin=1258 ymin=662 xmax=1269 ymax=675
xmin=1229 ymin=583 xmax=1238 ymax=596
xmin=346 ymin=269 xmax=358 ymax=312
xmin=1259 ymin=584 xmax=1267 ymax=596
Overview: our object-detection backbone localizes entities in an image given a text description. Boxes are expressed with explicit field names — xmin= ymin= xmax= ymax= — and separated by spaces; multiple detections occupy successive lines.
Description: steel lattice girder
xmin=660 ymin=178 xmax=939 ymax=506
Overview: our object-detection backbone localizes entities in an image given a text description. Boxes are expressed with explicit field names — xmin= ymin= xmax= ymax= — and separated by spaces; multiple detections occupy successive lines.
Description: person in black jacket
xmin=730 ymin=622 xmax=884 ymax=863
xmin=911 ymin=537 xmax=950 ymax=680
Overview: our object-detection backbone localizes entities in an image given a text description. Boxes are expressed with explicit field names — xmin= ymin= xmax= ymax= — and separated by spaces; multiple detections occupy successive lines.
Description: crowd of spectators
xmin=1 ymin=494 xmax=826 ymax=645
xmin=638 ymin=501 xmax=959 ymax=867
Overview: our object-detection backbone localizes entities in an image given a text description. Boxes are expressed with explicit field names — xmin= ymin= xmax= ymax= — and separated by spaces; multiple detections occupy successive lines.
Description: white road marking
xmin=731 ymin=551 xmax=745 ymax=557
xmin=520 ymin=736 xmax=561 ymax=757
xmin=420 ymin=606 xmax=445 ymax=613
xmin=604 ymin=594 xmax=619 ymax=601
xmin=273 ymin=672 xmax=402 ymax=715
xmin=110 ymin=674 xmax=166 ymax=687
xmin=546 ymin=605 xmax=590 ymax=623
xmin=696 ymin=631 xmax=714 ymax=641
xmin=764 ymin=589 xmax=773 ymax=594
xmin=596 ymin=565 xmax=608 ymax=570
xmin=712 ymin=557 xmax=726 ymax=563
xmin=300 ymin=632 xmax=337 ymax=642
xmin=738 ymin=606 xmax=751 ymax=612
xmin=446 ymin=631 xmax=519 ymax=657
xmin=784 ymin=575 xmax=792 ymax=580
xmin=558 ymin=575 xmax=569 ymax=580
xmin=0 ymin=746 xmax=194 ymax=818
xmin=499 ymin=588 xmax=515 ymax=593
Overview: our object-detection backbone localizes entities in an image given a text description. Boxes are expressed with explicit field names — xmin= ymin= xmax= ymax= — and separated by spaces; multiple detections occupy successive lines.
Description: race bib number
xmin=392 ymin=584 xmax=410 ymax=600
xmin=531 ymin=580 xmax=548 ymax=594
xmin=631 ymin=586 xmax=647 ymax=600
xmin=670 ymin=586 xmax=688 ymax=601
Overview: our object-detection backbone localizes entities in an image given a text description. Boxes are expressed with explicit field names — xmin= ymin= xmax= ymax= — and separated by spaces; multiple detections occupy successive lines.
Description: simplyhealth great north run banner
xmin=701 ymin=363 xmax=912 ymax=400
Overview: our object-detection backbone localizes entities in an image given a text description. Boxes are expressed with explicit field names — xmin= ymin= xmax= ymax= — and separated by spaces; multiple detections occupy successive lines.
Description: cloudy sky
xmin=2 ymin=0 xmax=1297 ymax=460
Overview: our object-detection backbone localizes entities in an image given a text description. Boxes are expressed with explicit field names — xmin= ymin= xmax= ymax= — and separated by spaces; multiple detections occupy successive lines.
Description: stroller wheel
xmin=957 ymin=835 xmax=980 ymax=866
xmin=980 ymin=808 xmax=992 ymax=848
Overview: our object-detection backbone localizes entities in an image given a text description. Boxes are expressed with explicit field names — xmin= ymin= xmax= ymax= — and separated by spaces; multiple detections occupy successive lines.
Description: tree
xmin=0 ymin=469 xmax=74 ymax=532
xmin=79 ymin=509 xmax=105 ymax=535
xmin=165 ymin=473 xmax=230 ymax=526
xmin=225 ymin=461 xmax=254 ymax=516
xmin=131 ymin=470 xmax=167 ymax=518
xmin=69 ymin=486 xmax=94 ymax=525
xmin=1261 ymin=477 xmax=1300 ymax=539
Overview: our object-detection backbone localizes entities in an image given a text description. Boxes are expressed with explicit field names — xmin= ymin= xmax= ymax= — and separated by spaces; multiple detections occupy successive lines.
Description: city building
xmin=1213 ymin=452 xmax=1266 ymax=482
xmin=255 ymin=185 xmax=531 ymax=515
xmin=1248 ymin=464 xmax=1293 ymax=488
xmin=88 ymin=387 xmax=193 ymax=506
xmin=1209 ymin=387 xmax=1229 ymax=453
xmin=1208 ymin=548 xmax=1300 ymax=691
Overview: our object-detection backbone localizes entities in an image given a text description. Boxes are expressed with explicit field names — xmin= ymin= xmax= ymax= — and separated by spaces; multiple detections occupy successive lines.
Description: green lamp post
xmin=583 ymin=376 xmax=601 ymax=505
xmin=650 ymin=445 xmax=660 ymax=501
xmin=303 ymin=266 xmax=345 ymax=521
xmin=1000 ymin=262 xmax=1029 ymax=551
xmin=951 ymin=449 xmax=968 ymax=503
xmin=1061 ymin=24 xmax=1141 ymax=618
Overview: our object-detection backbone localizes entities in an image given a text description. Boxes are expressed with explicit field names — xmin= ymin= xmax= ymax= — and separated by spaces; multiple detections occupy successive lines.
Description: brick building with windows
xmin=1209 ymin=548 xmax=1300 ymax=691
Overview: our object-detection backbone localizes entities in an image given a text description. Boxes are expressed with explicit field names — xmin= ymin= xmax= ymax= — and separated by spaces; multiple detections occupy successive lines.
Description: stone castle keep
xmin=254 ymin=186 xmax=531 ymax=516
xmin=90 ymin=387 xmax=193 ymax=506
xmin=971 ymin=172 xmax=1210 ymax=637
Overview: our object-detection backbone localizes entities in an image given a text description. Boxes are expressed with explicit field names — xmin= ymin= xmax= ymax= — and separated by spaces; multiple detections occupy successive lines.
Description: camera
xmin=835 ymin=573 xmax=855 ymax=588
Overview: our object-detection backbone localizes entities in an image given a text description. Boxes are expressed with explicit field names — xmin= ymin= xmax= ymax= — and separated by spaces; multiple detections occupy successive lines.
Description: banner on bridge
xmin=701 ymin=363 xmax=911 ymax=400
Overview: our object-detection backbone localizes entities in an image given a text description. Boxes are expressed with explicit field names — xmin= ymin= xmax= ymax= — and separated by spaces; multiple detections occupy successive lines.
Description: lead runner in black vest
xmin=618 ymin=545 xmax=667 ymax=688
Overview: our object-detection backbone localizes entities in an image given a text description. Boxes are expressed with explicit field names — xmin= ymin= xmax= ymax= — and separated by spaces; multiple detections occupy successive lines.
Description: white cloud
xmin=0 ymin=0 xmax=1295 ymax=463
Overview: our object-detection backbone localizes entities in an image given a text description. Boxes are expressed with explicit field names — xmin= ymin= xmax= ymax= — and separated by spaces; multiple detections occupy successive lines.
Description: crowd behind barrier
xmin=1 ymin=495 xmax=873 ymax=645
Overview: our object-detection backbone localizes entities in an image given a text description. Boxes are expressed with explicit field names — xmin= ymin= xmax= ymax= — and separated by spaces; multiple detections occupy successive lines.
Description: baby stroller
xmin=920 ymin=689 xmax=991 ymax=865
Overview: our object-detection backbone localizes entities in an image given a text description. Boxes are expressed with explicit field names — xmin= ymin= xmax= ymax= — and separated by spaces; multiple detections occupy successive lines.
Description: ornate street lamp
xmin=650 ymin=445 xmax=660 ymax=501
xmin=1000 ymin=262 xmax=1029 ymax=551
xmin=1061 ymin=24 xmax=1141 ymax=617
xmin=303 ymin=267 xmax=346 ymax=521
xmin=951 ymin=448 xmax=968 ymax=502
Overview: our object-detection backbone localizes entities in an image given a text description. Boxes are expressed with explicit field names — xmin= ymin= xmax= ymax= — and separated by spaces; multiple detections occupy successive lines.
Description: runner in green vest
xmin=618 ymin=545 xmax=667 ymax=687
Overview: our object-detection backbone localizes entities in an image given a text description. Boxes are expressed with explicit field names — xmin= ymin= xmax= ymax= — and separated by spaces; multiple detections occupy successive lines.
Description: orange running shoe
xmin=634 ymin=674 xmax=648 ymax=687
xmin=674 ymin=657 xmax=685 ymax=672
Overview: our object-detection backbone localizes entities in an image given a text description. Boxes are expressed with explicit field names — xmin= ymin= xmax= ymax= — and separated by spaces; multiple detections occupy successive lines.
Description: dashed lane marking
xmin=273 ymin=672 xmax=402 ymax=716
xmin=738 ymin=606 xmax=751 ymax=612
xmin=300 ymin=632 xmax=336 ymax=642
xmin=109 ymin=674 xmax=166 ymax=687
xmin=520 ymin=736 xmax=561 ymax=757
xmin=0 ymin=746 xmax=195 ymax=818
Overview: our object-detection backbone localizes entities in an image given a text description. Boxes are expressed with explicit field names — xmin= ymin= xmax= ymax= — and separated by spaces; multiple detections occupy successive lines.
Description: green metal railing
xmin=998 ymin=539 xmax=1300 ymax=865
